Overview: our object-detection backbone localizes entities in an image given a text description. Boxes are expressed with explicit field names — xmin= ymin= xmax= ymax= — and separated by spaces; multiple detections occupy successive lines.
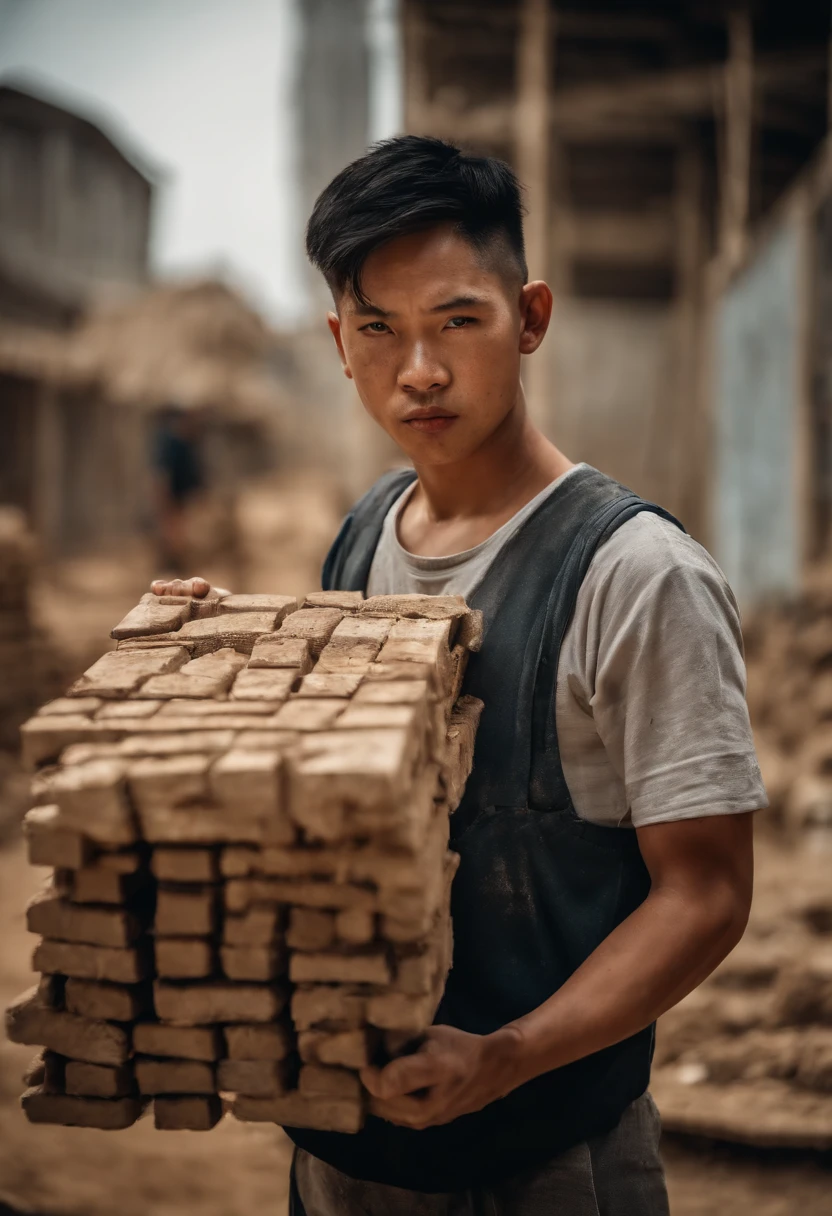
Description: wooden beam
xmin=719 ymin=7 xmax=753 ymax=268
xmin=553 ymin=209 xmax=674 ymax=263
xmin=514 ymin=0 xmax=552 ymax=429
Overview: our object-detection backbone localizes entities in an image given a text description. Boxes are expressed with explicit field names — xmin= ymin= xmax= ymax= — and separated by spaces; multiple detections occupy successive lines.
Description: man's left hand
xmin=360 ymin=1024 xmax=523 ymax=1130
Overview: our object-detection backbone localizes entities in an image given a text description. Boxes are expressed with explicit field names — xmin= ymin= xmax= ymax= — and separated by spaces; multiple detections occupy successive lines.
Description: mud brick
xmin=50 ymin=757 xmax=136 ymax=846
xmin=227 ymin=877 xmax=375 ymax=914
xmin=353 ymin=679 xmax=431 ymax=708
xmin=287 ymin=908 xmax=335 ymax=952
xmin=165 ymin=612 xmax=280 ymax=657
xmin=336 ymin=702 xmax=424 ymax=733
xmin=154 ymin=981 xmax=286 ymax=1025
xmin=152 ymin=848 xmax=219 ymax=883
xmin=221 ymin=944 xmax=285 ymax=981
xmin=22 ymin=1086 xmax=145 ymax=1129
xmin=23 ymin=1049 xmax=65 ymax=1092
xmin=155 ymin=937 xmax=216 ymax=979
xmin=287 ymin=728 xmax=418 ymax=841
xmin=155 ymin=886 xmax=218 ymax=936
xmin=292 ymin=986 xmax=366 ymax=1031
xmin=182 ymin=648 xmax=249 ymax=676
xmin=68 ymin=646 xmax=188 ymax=698
xmin=336 ymin=909 xmax=376 ymax=945
xmin=6 ymin=988 xmax=130 ymax=1065
xmin=23 ymin=805 xmax=91 ymax=869
xmin=224 ymin=1023 xmax=293 ymax=1061
xmin=394 ymin=945 xmax=442 ymax=996
xmin=218 ymin=594 xmax=298 ymax=618
xmin=133 ymin=1023 xmax=222 ymax=1061
xmin=331 ymin=616 xmax=394 ymax=645
xmin=442 ymin=696 xmax=483 ymax=809
xmin=96 ymin=699 xmax=163 ymax=720
xmin=217 ymin=1058 xmax=290 ymax=1096
xmin=366 ymin=990 xmax=436 ymax=1033
xmin=276 ymin=606 xmax=344 ymax=656
xmin=249 ymin=636 xmax=313 ymax=673
xmin=136 ymin=802 xmax=268 ymax=846
xmin=64 ymin=979 xmax=151 ymax=1022
xmin=20 ymin=716 xmax=122 ymax=769
xmin=363 ymin=661 xmax=435 ymax=684
xmin=270 ymin=698 xmax=346 ymax=732
xmin=290 ymin=951 xmax=390 ymax=986
xmin=348 ymin=814 xmax=448 ymax=889
xmin=233 ymin=1091 xmax=364 ymax=1133
xmin=299 ymin=1028 xmax=376 ymax=1070
xmin=120 ymin=729 xmax=236 ymax=759
xmin=70 ymin=866 xmax=148 ymax=905
xmin=157 ymin=698 xmax=275 ymax=717
xmin=220 ymin=847 xmax=259 ymax=878
xmin=65 ymin=1060 xmax=136 ymax=1099
xmin=230 ymin=668 xmax=298 ymax=701
xmin=40 ymin=697 xmax=104 ymax=716
xmin=58 ymin=743 xmax=129 ymax=766
xmin=135 ymin=1056 xmax=216 ymax=1095
xmin=223 ymin=906 xmax=282 ymax=946
xmin=111 ymin=600 xmax=190 ymax=640
xmin=128 ymin=753 xmax=211 ymax=812
xmin=154 ymin=1094 xmax=223 ymax=1130
xmin=303 ymin=591 xmax=364 ymax=610
xmin=96 ymin=849 xmax=147 ymax=875
xmin=299 ymin=1064 xmax=362 ymax=1102
xmin=258 ymin=845 xmax=341 ymax=879
xmin=315 ymin=639 xmax=382 ymax=671
xmin=210 ymin=751 xmax=290 ymax=843
xmin=138 ymin=672 xmax=233 ymax=699
xmin=37 ymin=974 xmax=65 ymax=1009
xmin=34 ymin=938 xmax=151 ymax=984
xmin=377 ymin=617 xmax=453 ymax=675
xmin=27 ymin=890 xmax=142 ymax=948
xmin=234 ymin=728 xmax=299 ymax=751
xmin=294 ymin=671 xmax=364 ymax=698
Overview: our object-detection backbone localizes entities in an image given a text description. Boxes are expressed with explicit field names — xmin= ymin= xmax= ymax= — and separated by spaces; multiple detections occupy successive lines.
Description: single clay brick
xmin=22 ymin=1086 xmax=145 ymax=1129
xmin=293 ymin=672 xmax=364 ymax=699
xmin=360 ymin=593 xmax=466 ymax=622
xmin=128 ymin=754 xmax=212 ymax=815
xmin=50 ymin=758 xmax=137 ymax=846
xmin=290 ymin=951 xmax=391 ymax=986
xmin=154 ymin=1094 xmax=223 ymax=1130
xmin=70 ymin=866 xmax=148 ymax=905
xmin=298 ymin=1064 xmax=362 ymax=1102
xmin=258 ymin=845 xmax=341 ymax=879
xmin=218 ymin=594 xmax=298 ymax=618
xmin=23 ymin=805 xmax=91 ymax=869
xmin=152 ymin=848 xmax=220 ymax=884
xmin=20 ymin=717 xmax=122 ymax=771
xmin=97 ymin=700 xmax=163 ymax=720
xmin=276 ymin=607 xmax=344 ymax=656
xmin=166 ymin=612 xmax=280 ymax=656
xmin=135 ymin=802 xmax=268 ymax=847
xmin=69 ymin=646 xmax=188 ymax=698
xmin=287 ymin=908 xmax=335 ymax=952
xmin=331 ymin=616 xmax=394 ymax=645
xmin=65 ymin=1060 xmax=136 ymax=1099
xmin=40 ymin=697 xmax=104 ymax=716
xmin=135 ymin=1056 xmax=216 ymax=1095
xmin=233 ymin=728 xmax=299 ymax=752
xmin=216 ymin=1058 xmax=290 ymax=1096
xmin=335 ymin=908 xmax=376 ymax=945
xmin=353 ymin=679 xmax=430 ymax=707
xmin=156 ymin=698 xmax=274 ymax=718
xmin=111 ymin=600 xmax=190 ymax=640
xmin=315 ymin=639 xmax=381 ymax=671
xmin=336 ymin=703 xmax=423 ymax=732
xmin=26 ymin=890 xmax=142 ymax=948
xmin=303 ymin=591 xmax=364 ymax=610
xmin=6 ymin=988 xmax=130 ymax=1065
xmin=133 ymin=1023 xmax=222 ymax=1061
xmin=221 ymin=944 xmax=285 ymax=982
xmin=225 ymin=878 xmax=375 ymax=915
xmin=230 ymin=668 xmax=297 ymax=701
xmin=155 ymin=886 xmax=218 ymax=937
xmin=153 ymin=982 xmax=287 ymax=1025
xmin=220 ymin=847 xmax=259 ymax=878
xmin=138 ymin=671 xmax=235 ymax=700
xmin=34 ymin=938 xmax=151 ymax=984
xmin=248 ymin=636 xmax=313 ymax=672
xmin=301 ymin=1028 xmax=376 ymax=1070
xmin=291 ymin=986 xmax=367 ymax=1031
xmin=269 ymin=698 xmax=346 ymax=732
xmin=223 ymin=1023 xmax=293 ymax=1061
xmin=155 ymin=937 xmax=216 ymax=979
xmin=210 ymin=750 xmax=287 ymax=830
xmin=232 ymin=1091 xmax=364 ymax=1134
xmin=95 ymin=849 xmax=147 ymax=875
xmin=366 ymin=991 xmax=436 ymax=1033
xmin=64 ymin=979 xmax=151 ymax=1023
xmin=223 ymin=906 xmax=282 ymax=947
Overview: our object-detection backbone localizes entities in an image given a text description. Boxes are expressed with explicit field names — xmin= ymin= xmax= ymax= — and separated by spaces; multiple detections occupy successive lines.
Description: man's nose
xmin=398 ymin=343 xmax=451 ymax=393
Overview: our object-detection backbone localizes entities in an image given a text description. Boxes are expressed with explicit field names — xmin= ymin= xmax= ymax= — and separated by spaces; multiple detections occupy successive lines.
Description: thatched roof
xmin=0 ymin=280 xmax=285 ymax=420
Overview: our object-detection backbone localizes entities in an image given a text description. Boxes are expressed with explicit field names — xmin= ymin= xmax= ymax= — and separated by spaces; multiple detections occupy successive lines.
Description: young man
xmin=153 ymin=137 xmax=765 ymax=1215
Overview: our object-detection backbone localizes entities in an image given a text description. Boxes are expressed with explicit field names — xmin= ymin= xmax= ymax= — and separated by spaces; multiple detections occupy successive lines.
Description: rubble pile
xmin=5 ymin=588 xmax=483 ymax=1133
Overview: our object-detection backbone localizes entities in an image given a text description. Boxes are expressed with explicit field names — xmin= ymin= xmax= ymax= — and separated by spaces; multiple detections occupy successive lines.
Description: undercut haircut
xmin=306 ymin=135 xmax=528 ymax=304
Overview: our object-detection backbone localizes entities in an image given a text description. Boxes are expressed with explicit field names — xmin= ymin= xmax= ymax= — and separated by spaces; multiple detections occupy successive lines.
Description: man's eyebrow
xmin=428 ymin=294 xmax=488 ymax=313
xmin=352 ymin=301 xmax=393 ymax=318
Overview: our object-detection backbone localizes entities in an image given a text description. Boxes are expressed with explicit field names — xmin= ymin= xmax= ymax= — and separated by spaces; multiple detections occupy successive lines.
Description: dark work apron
xmin=287 ymin=464 xmax=684 ymax=1196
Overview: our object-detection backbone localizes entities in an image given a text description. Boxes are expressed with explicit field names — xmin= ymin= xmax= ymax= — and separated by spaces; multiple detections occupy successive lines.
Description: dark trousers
xmin=290 ymin=1093 xmax=669 ymax=1216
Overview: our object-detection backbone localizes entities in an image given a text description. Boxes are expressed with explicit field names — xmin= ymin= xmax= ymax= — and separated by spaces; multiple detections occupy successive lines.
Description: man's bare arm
xmin=363 ymin=811 xmax=755 ymax=1128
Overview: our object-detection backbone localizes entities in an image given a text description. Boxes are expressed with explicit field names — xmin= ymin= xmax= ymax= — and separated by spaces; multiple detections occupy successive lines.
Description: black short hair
xmin=306 ymin=135 xmax=527 ymax=304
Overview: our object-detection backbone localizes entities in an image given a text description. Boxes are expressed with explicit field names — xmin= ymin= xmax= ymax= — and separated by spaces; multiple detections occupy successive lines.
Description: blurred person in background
xmin=151 ymin=404 xmax=205 ymax=573
xmin=152 ymin=137 xmax=765 ymax=1216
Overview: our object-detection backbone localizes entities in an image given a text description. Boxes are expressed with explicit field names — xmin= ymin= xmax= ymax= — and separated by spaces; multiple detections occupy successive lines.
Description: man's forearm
xmin=497 ymin=877 xmax=749 ymax=1091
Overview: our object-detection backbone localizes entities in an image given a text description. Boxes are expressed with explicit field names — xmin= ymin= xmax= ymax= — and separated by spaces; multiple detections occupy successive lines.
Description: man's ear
xmin=518 ymin=281 xmax=553 ymax=355
xmin=327 ymin=312 xmax=353 ymax=380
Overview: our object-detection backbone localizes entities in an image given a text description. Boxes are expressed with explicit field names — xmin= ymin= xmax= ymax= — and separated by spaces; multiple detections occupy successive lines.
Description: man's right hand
xmin=150 ymin=576 xmax=230 ymax=598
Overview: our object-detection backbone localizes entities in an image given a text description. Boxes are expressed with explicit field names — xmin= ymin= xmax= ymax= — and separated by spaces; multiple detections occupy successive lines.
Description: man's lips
xmin=401 ymin=410 xmax=458 ymax=434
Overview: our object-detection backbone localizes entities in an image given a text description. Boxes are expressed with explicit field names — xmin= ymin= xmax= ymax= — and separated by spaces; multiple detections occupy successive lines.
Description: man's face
xmin=328 ymin=224 xmax=549 ymax=466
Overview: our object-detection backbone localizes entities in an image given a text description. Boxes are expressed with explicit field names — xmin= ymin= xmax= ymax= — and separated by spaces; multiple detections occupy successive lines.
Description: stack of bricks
xmin=6 ymin=588 xmax=483 ymax=1134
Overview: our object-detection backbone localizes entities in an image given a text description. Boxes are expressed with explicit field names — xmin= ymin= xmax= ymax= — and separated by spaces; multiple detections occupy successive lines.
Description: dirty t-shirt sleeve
xmin=568 ymin=513 xmax=768 ymax=828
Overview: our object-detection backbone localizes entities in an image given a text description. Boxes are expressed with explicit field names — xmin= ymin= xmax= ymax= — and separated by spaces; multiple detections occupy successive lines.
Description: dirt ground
xmin=0 ymin=832 xmax=829 ymax=1214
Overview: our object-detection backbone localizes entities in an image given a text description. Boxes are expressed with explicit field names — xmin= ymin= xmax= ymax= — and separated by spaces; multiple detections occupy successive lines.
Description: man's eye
xmin=361 ymin=321 xmax=390 ymax=333
xmin=445 ymin=316 xmax=475 ymax=329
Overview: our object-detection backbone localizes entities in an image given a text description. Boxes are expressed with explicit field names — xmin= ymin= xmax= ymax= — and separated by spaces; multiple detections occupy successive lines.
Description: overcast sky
xmin=0 ymin=0 xmax=308 ymax=324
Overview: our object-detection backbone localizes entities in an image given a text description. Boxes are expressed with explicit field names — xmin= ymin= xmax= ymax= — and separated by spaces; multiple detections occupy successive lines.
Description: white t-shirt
xmin=366 ymin=466 xmax=767 ymax=829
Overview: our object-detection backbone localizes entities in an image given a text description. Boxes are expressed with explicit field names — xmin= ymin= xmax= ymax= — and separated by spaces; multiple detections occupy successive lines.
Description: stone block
xmin=111 ymin=601 xmax=190 ymax=640
xmin=270 ymin=698 xmax=346 ymax=732
xmin=287 ymin=908 xmax=335 ymax=952
xmin=22 ymin=1086 xmax=145 ymax=1129
xmin=223 ymin=906 xmax=282 ymax=946
xmin=221 ymin=944 xmax=285 ymax=982
xmin=132 ymin=1023 xmax=222 ymax=1061
xmin=155 ymin=937 xmax=216 ymax=979
xmin=6 ymin=988 xmax=130 ymax=1065
xmin=153 ymin=982 xmax=287 ymax=1025
xmin=152 ymin=847 xmax=220 ymax=884
xmin=49 ymin=758 xmax=137 ymax=846
xmin=232 ymin=1091 xmax=363 ymax=1133
xmin=135 ymin=1056 xmax=216 ymax=1095
xmin=276 ymin=607 xmax=344 ymax=656
xmin=290 ymin=951 xmax=390 ymax=986
xmin=223 ymin=1023 xmax=293 ymax=1061
xmin=153 ymin=1094 xmax=223 ymax=1130
xmin=216 ymin=1058 xmax=290 ymax=1096
xmin=248 ymin=636 xmax=313 ymax=672
xmin=68 ymin=647 xmax=188 ymax=698
xmin=64 ymin=979 xmax=151 ymax=1023
xmin=155 ymin=886 xmax=218 ymax=936
xmin=230 ymin=668 xmax=298 ymax=701
xmin=294 ymin=672 xmax=364 ymax=699
xmin=23 ymin=805 xmax=91 ymax=870
xmin=26 ymin=890 xmax=142 ymax=948
xmin=34 ymin=938 xmax=151 ymax=984
xmin=65 ymin=1060 xmax=136 ymax=1099
xmin=299 ymin=1064 xmax=362 ymax=1101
